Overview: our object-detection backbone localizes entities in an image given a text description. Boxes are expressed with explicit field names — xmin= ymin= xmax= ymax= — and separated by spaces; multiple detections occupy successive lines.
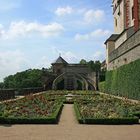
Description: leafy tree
xmin=3 ymin=69 xmax=43 ymax=89
xmin=0 ymin=82 xmax=4 ymax=89
xmin=79 ymin=59 xmax=101 ymax=72
xmin=79 ymin=59 xmax=105 ymax=82
xmin=80 ymin=59 xmax=87 ymax=64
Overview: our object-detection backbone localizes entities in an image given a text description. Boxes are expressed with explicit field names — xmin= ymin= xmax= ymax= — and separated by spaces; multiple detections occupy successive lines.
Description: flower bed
xmin=74 ymin=95 xmax=140 ymax=124
xmin=44 ymin=90 xmax=98 ymax=104
xmin=0 ymin=94 xmax=63 ymax=124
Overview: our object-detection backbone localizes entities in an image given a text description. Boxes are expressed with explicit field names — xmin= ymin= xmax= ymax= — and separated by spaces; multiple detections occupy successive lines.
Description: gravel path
xmin=0 ymin=104 xmax=140 ymax=140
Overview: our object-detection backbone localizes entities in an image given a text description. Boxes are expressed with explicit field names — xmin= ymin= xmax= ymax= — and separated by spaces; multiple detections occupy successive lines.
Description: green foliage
xmin=74 ymin=102 xmax=83 ymax=124
xmin=0 ymin=103 xmax=63 ymax=124
xmin=3 ymin=69 xmax=43 ymax=89
xmin=82 ymin=117 xmax=139 ymax=124
xmin=88 ymin=60 xmax=101 ymax=72
xmin=79 ymin=59 xmax=87 ymax=64
xmin=0 ymin=82 xmax=4 ymax=89
xmin=74 ymin=94 xmax=140 ymax=124
xmin=99 ymin=70 xmax=106 ymax=82
xmin=0 ymin=93 xmax=63 ymax=124
xmin=79 ymin=59 xmax=102 ymax=72
xmin=104 ymin=59 xmax=140 ymax=100
xmin=99 ymin=81 xmax=106 ymax=93
xmin=79 ymin=59 xmax=105 ymax=82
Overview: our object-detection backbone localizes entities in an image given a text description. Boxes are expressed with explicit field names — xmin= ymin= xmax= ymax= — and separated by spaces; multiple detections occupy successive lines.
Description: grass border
xmin=0 ymin=102 xmax=63 ymax=124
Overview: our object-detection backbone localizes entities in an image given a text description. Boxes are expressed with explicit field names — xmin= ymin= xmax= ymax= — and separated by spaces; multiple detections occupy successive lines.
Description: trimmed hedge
xmin=0 ymin=102 xmax=63 ymax=124
xmin=100 ymin=59 xmax=140 ymax=100
xmin=99 ymin=81 xmax=106 ymax=93
xmin=74 ymin=102 xmax=139 ymax=124
xmin=83 ymin=117 xmax=139 ymax=124
xmin=132 ymin=112 xmax=140 ymax=118
xmin=74 ymin=102 xmax=83 ymax=124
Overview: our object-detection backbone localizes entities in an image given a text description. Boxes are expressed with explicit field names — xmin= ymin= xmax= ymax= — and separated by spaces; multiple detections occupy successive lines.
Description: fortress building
xmin=105 ymin=0 xmax=140 ymax=70
xmin=51 ymin=56 xmax=98 ymax=90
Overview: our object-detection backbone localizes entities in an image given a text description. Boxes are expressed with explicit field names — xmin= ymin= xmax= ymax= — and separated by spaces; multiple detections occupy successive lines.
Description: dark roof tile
xmin=52 ymin=56 xmax=68 ymax=64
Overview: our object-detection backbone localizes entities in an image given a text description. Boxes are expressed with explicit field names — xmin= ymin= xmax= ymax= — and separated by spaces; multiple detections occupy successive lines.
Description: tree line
xmin=0 ymin=69 xmax=43 ymax=89
xmin=0 ymin=59 xmax=105 ymax=89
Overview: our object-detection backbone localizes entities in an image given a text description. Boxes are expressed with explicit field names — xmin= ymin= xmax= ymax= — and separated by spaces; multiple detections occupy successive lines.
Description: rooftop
xmin=52 ymin=56 xmax=68 ymax=64
xmin=104 ymin=34 xmax=119 ymax=44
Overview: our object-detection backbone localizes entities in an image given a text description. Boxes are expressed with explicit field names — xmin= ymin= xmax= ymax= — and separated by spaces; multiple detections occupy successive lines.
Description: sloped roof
xmin=52 ymin=56 xmax=68 ymax=64
xmin=104 ymin=34 xmax=119 ymax=44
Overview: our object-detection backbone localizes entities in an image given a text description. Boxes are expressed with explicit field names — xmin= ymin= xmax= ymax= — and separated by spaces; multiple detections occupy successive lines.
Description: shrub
xmin=104 ymin=59 xmax=140 ymax=100
xmin=74 ymin=95 xmax=140 ymax=124
xmin=99 ymin=81 xmax=106 ymax=93
xmin=0 ymin=102 xmax=63 ymax=124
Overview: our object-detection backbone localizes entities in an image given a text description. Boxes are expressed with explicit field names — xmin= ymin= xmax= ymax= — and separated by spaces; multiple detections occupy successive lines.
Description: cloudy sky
xmin=0 ymin=0 xmax=113 ymax=81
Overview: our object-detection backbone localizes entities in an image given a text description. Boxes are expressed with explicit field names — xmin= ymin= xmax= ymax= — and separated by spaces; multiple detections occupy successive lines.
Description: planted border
xmin=74 ymin=102 xmax=83 ymax=123
xmin=74 ymin=102 xmax=139 ymax=124
xmin=0 ymin=102 xmax=63 ymax=124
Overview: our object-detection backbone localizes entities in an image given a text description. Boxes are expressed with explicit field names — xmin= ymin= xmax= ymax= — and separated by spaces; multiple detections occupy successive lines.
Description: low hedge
xmin=83 ymin=117 xmax=139 ymax=124
xmin=74 ymin=102 xmax=83 ymax=124
xmin=132 ymin=112 xmax=140 ymax=119
xmin=0 ymin=102 xmax=63 ymax=124
xmin=74 ymin=102 xmax=139 ymax=124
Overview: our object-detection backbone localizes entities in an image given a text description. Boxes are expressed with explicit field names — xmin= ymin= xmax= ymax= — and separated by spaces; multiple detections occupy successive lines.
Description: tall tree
xmin=80 ymin=59 xmax=87 ymax=64
xmin=3 ymin=69 xmax=43 ymax=89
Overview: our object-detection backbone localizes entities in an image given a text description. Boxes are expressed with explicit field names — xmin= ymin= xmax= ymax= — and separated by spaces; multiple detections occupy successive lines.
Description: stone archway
xmin=52 ymin=72 xmax=90 ymax=90
xmin=52 ymin=72 xmax=66 ymax=90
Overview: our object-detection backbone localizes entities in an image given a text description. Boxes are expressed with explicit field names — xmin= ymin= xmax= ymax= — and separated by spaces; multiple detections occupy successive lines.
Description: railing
xmin=0 ymin=89 xmax=15 ymax=101
xmin=0 ymin=87 xmax=45 ymax=101
xmin=17 ymin=87 xmax=44 ymax=96
xmin=109 ymin=29 xmax=140 ymax=62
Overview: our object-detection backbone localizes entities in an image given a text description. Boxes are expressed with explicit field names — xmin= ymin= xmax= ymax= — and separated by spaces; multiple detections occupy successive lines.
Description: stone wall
xmin=139 ymin=0 xmax=140 ymax=27
xmin=115 ymin=31 xmax=127 ymax=49
xmin=108 ymin=29 xmax=140 ymax=70
xmin=108 ymin=45 xmax=140 ymax=70
xmin=65 ymin=65 xmax=90 ymax=75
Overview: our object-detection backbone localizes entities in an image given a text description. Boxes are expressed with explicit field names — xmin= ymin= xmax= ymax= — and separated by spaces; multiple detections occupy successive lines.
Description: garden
xmin=74 ymin=94 xmax=140 ymax=124
xmin=0 ymin=90 xmax=140 ymax=124
xmin=0 ymin=92 xmax=63 ymax=124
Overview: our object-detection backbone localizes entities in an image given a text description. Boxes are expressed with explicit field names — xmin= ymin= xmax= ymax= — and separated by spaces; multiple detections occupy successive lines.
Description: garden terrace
xmin=74 ymin=94 xmax=140 ymax=124
xmin=0 ymin=93 xmax=63 ymax=124
xmin=0 ymin=90 xmax=140 ymax=125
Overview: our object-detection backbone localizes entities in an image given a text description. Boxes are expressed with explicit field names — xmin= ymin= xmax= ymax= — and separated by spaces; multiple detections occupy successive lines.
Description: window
xmin=118 ymin=4 xmax=121 ymax=16
xmin=57 ymin=69 xmax=61 ymax=74
xmin=115 ymin=18 xmax=117 ymax=27
xmin=132 ymin=6 xmax=134 ymax=19
xmin=124 ymin=58 xmax=127 ymax=64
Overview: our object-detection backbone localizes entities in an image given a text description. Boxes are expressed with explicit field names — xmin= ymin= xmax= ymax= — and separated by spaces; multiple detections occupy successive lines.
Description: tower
xmin=113 ymin=0 xmax=140 ymax=34
xmin=105 ymin=0 xmax=140 ymax=70
xmin=51 ymin=56 xmax=68 ymax=75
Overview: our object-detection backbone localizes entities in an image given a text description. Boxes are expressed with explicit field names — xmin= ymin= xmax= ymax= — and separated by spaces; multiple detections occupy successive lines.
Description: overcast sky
xmin=0 ymin=0 xmax=113 ymax=81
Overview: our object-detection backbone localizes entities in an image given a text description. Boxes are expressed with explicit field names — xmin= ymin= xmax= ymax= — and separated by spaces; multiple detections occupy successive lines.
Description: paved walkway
xmin=0 ymin=104 xmax=140 ymax=140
